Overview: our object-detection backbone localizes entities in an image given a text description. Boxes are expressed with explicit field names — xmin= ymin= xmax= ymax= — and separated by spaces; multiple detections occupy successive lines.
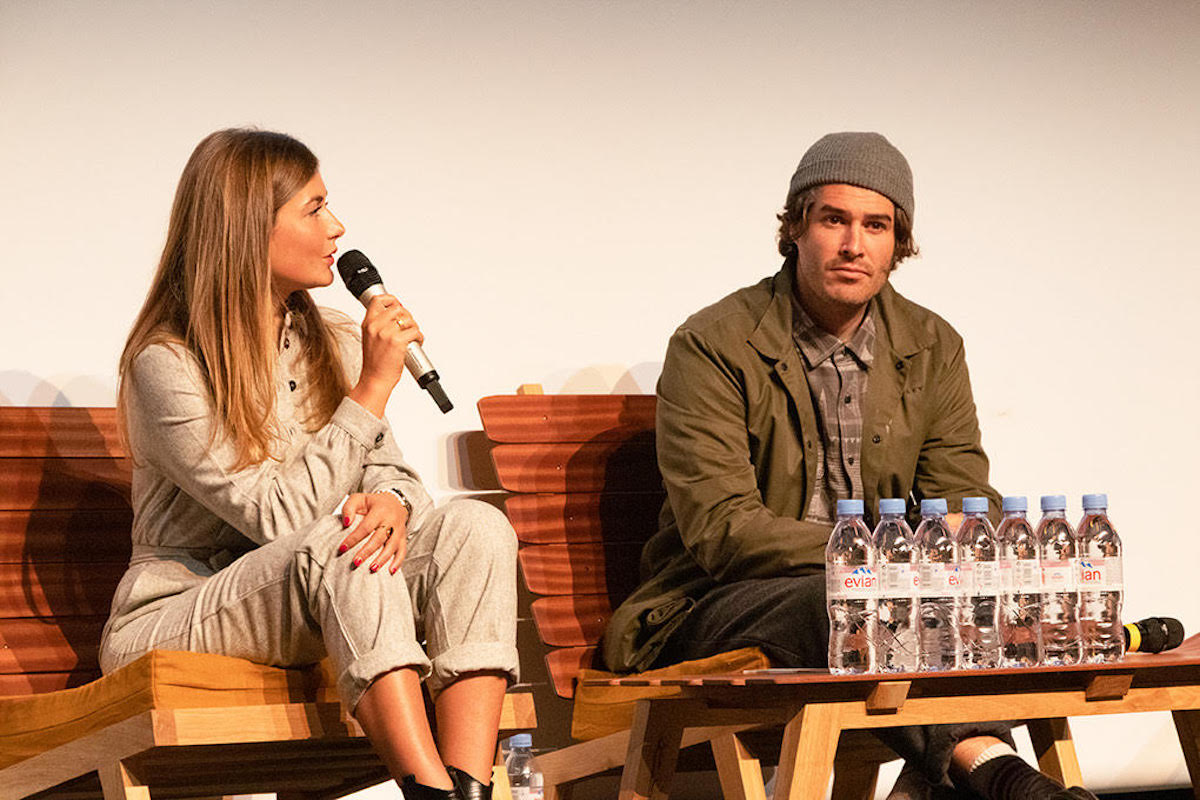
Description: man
xmin=602 ymin=133 xmax=1094 ymax=800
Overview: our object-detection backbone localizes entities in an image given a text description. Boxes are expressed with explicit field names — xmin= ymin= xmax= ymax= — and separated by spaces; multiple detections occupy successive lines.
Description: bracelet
xmin=385 ymin=488 xmax=413 ymax=516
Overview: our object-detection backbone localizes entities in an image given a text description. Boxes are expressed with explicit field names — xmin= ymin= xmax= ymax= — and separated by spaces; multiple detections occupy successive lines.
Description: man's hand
xmin=338 ymin=492 xmax=411 ymax=574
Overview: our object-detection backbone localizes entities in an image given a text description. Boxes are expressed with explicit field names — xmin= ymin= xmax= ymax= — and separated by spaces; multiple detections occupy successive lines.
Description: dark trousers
xmin=653 ymin=575 xmax=1015 ymax=788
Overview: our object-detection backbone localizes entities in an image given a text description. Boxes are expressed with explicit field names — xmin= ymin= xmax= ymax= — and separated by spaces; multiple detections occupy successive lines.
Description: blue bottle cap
xmin=508 ymin=733 xmax=532 ymax=748
xmin=920 ymin=498 xmax=948 ymax=515
xmin=1002 ymin=496 xmax=1028 ymax=512
xmin=1082 ymin=493 xmax=1108 ymax=511
xmin=878 ymin=498 xmax=906 ymax=515
xmin=1040 ymin=494 xmax=1067 ymax=511
xmin=836 ymin=498 xmax=864 ymax=516
xmin=962 ymin=496 xmax=989 ymax=514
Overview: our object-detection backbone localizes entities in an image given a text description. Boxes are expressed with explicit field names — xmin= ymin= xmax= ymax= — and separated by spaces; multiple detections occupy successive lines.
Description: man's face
xmin=792 ymin=183 xmax=896 ymax=317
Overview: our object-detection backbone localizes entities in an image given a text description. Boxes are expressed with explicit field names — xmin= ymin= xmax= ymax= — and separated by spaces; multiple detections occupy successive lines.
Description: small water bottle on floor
xmin=505 ymin=734 xmax=544 ymax=800
xmin=826 ymin=498 xmax=877 ymax=674
xmin=1037 ymin=494 xmax=1081 ymax=665
xmin=1076 ymin=493 xmax=1124 ymax=663
xmin=915 ymin=498 xmax=960 ymax=671
xmin=874 ymin=497 xmax=919 ymax=672
xmin=996 ymin=496 xmax=1042 ymax=667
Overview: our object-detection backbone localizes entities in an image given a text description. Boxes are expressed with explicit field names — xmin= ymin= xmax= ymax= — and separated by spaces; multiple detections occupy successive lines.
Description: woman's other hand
xmin=338 ymin=491 xmax=412 ymax=574
xmin=349 ymin=293 xmax=425 ymax=417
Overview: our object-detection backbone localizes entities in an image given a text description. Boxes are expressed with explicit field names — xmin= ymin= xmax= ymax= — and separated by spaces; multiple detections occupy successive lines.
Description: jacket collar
xmin=748 ymin=258 xmax=935 ymax=361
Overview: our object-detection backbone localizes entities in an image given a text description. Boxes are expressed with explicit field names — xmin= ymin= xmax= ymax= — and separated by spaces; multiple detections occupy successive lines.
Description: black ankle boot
xmin=400 ymin=775 xmax=462 ymax=800
xmin=446 ymin=765 xmax=493 ymax=800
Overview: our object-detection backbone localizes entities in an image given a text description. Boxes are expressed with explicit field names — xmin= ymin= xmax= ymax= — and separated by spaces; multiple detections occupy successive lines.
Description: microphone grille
xmin=1164 ymin=617 xmax=1186 ymax=650
xmin=337 ymin=250 xmax=381 ymax=298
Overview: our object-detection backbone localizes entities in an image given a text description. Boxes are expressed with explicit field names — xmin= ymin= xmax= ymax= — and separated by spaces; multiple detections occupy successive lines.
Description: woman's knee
xmin=425 ymin=498 xmax=516 ymax=563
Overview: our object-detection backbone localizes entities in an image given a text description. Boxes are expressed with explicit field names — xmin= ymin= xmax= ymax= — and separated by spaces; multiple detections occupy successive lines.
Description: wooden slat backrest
xmin=479 ymin=394 xmax=662 ymax=726
xmin=0 ymin=407 xmax=132 ymax=694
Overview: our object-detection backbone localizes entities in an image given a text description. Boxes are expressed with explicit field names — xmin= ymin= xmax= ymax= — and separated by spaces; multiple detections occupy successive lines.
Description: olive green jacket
xmin=602 ymin=263 xmax=1000 ymax=673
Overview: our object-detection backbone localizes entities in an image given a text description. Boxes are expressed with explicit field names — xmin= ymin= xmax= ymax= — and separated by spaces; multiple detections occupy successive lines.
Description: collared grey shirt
xmin=106 ymin=306 xmax=433 ymax=632
xmin=790 ymin=295 xmax=876 ymax=525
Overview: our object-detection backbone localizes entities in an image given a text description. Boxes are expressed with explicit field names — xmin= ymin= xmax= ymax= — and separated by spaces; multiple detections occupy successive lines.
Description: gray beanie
xmin=786 ymin=132 xmax=914 ymax=222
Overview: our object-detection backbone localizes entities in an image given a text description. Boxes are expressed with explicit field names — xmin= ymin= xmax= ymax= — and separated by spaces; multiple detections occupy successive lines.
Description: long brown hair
xmin=118 ymin=128 xmax=350 ymax=469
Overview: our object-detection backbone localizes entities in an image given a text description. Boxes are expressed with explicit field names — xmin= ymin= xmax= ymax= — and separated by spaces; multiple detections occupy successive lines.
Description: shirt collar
xmin=790 ymin=292 xmax=876 ymax=370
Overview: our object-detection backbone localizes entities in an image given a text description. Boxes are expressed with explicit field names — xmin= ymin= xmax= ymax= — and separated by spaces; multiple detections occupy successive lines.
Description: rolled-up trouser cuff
xmin=426 ymin=641 xmax=520 ymax=695
xmin=340 ymin=642 xmax=432 ymax=711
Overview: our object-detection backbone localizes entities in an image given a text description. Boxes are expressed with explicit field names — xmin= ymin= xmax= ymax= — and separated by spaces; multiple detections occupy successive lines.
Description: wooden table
xmin=582 ymin=635 xmax=1200 ymax=800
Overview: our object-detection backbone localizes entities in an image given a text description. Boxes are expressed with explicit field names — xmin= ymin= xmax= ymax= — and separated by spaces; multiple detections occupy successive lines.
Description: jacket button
xmin=288 ymin=380 xmax=297 ymax=391
xmin=872 ymin=434 xmax=882 ymax=444
xmin=894 ymin=360 xmax=904 ymax=371
xmin=780 ymin=362 xmax=789 ymax=372
xmin=374 ymin=433 xmax=385 ymax=446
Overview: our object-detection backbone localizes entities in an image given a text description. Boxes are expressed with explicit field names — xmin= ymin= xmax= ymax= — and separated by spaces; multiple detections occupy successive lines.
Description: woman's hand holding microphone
xmin=348 ymin=293 xmax=424 ymax=418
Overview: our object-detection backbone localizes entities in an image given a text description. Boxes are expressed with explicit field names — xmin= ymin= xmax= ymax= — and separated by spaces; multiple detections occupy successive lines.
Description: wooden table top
xmin=582 ymin=634 xmax=1200 ymax=689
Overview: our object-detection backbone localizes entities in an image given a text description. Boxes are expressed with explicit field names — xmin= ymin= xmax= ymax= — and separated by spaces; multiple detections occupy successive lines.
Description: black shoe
xmin=400 ymin=775 xmax=462 ymax=800
xmin=447 ymin=765 xmax=494 ymax=800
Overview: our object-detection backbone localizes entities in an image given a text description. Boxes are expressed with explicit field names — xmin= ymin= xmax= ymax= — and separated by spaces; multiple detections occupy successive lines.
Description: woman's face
xmin=268 ymin=171 xmax=345 ymax=298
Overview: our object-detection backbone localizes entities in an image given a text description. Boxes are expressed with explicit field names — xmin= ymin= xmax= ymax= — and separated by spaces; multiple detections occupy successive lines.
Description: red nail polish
xmin=342 ymin=516 xmax=350 ymax=527
xmin=338 ymin=544 xmax=348 ymax=555
xmin=352 ymin=558 xmax=361 ymax=568
xmin=390 ymin=566 xmax=398 ymax=575
xmin=369 ymin=564 xmax=379 ymax=573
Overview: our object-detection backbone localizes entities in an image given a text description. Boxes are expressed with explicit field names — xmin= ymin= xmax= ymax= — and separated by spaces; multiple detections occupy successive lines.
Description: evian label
xmin=1013 ymin=560 xmax=1041 ymax=593
xmin=973 ymin=561 xmax=999 ymax=593
xmin=1041 ymin=559 xmax=1077 ymax=591
xmin=919 ymin=562 xmax=963 ymax=596
xmin=1077 ymin=557 xmax=1123 ymax=590
xmin=827 ymin=564 xmax=878 ymax=600
xmin=881 ymin=562 xmax=919 ymax=595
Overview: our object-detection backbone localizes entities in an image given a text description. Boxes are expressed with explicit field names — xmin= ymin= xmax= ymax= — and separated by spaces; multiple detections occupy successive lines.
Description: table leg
xmin=712 ymin=731 xmax=767 ymax=800
xmin=772 ymin=704 xmax=841 ymax=800
xmin=1026 ymin=717 xmax=1083 ymax=787
xmin=619 ymin=699 xmax=685 ymax=800
xmin=1171 ymin=709 xmax=1200 ymax=800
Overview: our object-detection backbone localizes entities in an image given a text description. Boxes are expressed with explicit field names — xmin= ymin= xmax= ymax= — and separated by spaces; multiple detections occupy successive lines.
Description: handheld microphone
xmin=336 ymin=249 xmax=453 ymax=414
xmin=1124 ymin=616 xmax=1185 ymax=653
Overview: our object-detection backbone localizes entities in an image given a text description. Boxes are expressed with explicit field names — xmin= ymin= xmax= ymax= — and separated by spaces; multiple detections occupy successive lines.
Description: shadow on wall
xmin=0 ymin=371 xmax=117 ymax=407
xmin=441 ymin=362 xmax=664 ymax=493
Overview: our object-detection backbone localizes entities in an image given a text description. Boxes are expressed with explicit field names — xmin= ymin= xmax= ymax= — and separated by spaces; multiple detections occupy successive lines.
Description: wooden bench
xmin=0 ymin=406 xmax=535 ymax=800
xmin=476 ymin=391 xmax=900 ymax=800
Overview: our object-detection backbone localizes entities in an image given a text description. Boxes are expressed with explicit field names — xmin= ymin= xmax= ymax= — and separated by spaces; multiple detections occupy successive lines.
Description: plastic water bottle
xmin=825 ymin=498 xmax=877 ymax=674
xmin=956 ymin=497 xmax=1000 ymax=668
xmin=874 ymin=498 xmax=919 ymax=672
xmin=1037 ymin=494 xmax=1081 ymax=665
xmin=996 ymin=496 xmax=1042 ymax=667
xmin=505 ymin=734 xmax=544 ymax=800
xmin=1076 ymin=493 xmax=1124 ymax=663
xmin=915 ymin=498 xmax=959 ymax=671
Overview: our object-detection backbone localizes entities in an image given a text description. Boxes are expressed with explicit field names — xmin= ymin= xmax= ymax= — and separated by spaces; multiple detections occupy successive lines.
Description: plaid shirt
xmin=790 ymin=295 xmax=876 ymax=525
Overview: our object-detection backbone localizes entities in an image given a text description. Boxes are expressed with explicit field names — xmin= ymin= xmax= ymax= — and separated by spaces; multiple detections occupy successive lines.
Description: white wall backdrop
xmin=3 ymin=1 xmax=1199 ymax=794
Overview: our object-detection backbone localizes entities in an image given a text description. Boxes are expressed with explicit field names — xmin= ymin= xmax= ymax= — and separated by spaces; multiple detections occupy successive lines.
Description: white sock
xmin=968 ymin=742 xmax=1019 ymax=773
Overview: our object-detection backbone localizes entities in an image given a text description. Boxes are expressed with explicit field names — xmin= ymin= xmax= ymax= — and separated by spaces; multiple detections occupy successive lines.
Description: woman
xmin=100 ymin=128 xmax=517 ymax=800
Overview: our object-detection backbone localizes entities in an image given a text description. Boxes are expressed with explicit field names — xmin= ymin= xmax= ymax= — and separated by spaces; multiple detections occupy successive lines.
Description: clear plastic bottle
xmin=1037 ymin=494 xmax=1081 ymax=665
xmin=825 ymin=498 xmax=877 ymax=674
xmin=996 ymin=496 xmax=1042 ymax=667
xmin=874 ymin=497 xmax=919 ymax=672
xmin=505 ymin=734 xmax=544 ymax=800
xmin=1076 ymin=493 xmax=1124 ymax=663
xmin=915 ymin=498 xmax=960 ymax=671
xmin=955 ymin=497 xmax=1000 ymax=668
